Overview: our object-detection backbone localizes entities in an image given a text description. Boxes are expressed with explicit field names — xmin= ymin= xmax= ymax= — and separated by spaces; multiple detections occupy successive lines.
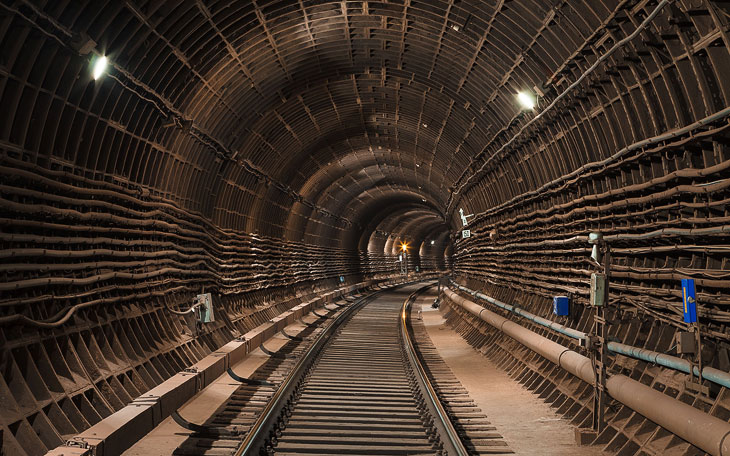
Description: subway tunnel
xmin=1 ymin=0 xmax=730 ymax=455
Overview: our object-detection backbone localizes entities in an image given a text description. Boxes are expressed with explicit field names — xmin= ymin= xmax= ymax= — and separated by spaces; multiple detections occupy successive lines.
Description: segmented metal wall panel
xmin=1 ymin=0 xmax=730 ymax=455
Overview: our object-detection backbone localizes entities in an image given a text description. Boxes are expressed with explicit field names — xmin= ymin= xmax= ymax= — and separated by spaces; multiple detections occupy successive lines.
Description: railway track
xmin=173 ymin=284 xmax=511 ymax=455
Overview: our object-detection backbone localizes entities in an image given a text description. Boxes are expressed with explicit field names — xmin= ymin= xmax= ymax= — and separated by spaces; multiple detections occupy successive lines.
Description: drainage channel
xmin=175 ymin=283 xmax=511 ymax=456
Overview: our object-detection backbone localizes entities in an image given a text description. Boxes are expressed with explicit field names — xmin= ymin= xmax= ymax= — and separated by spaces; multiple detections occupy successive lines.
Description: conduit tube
xmin=606 ymin=342 xmax=730 ymax=389
xmin=453 ymin=283 xmax=587 ymax=340
xmin=444 ymin=288 xmax=730 ymax=456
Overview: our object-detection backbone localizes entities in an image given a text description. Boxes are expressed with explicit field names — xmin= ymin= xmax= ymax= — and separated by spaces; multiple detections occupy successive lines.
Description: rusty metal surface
xmin=0 ymin=0 xmax=729 ymax=455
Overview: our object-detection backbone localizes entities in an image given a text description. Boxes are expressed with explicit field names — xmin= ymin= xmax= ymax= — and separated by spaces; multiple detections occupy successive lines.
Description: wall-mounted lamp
xmin=517 ymin=91 xmax=536 ymax=110
xmin=92 ymin=55 xmax=108 ymax=80
xmin=588 ymin=231 xmax=603 ymax=263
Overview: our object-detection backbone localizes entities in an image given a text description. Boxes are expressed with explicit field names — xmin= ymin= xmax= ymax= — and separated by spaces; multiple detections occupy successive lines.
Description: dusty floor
xmin=418 ymin=292 xmax=604 ymax=456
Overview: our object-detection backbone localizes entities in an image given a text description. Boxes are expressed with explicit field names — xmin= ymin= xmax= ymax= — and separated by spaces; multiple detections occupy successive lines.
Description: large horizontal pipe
xmin=451 ymin=282 xmax=730 ymax=389
xmin=444 ymin=288 xmax=730 ymax=456
xmin=467 ymin=287 xmax=586 ymax=341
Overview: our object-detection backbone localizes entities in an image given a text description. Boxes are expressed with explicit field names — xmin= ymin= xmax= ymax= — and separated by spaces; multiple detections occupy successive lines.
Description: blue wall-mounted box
xmin=682 ymin=278 xmax=697 ymax=323
xmin=553 ymin=296 xmax=570 ymax=316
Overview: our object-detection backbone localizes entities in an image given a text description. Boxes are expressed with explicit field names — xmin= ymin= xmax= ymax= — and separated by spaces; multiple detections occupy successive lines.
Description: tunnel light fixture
xmin=430 ymin=240 xmax=435 ymax=245
xmin=401 ymin=242 xmax=409 ymax=252
xmin=589 ymin=231 xmax=604 ymax=264
xmin=92 ymin=55 xmax=108 ymax=80
xmin=517 ymin=91 xmax=536 ymax=110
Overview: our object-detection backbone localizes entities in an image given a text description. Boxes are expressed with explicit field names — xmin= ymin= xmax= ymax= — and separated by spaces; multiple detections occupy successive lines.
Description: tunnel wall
xmin=453 ymin=122 xmax=730 ymax=338
xmin=447 ymin=85 xmax=730 ymax=456
xmin=1 ymin=0 xmax=729 ymax=455
xmin=442 ymin=283 xmax=730 ymax=455
xmin=443 ymin=3 xmax=730 ymax=452
xmin=0 ymin=154 xmax=439 ymax=455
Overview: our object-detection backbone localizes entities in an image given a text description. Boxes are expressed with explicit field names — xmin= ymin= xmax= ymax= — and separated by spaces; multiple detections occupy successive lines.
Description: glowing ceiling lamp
xmin=517 ymin=91 xmax=536 ymax=110
xmin=92 ymin=56 xmax=108 ymax=80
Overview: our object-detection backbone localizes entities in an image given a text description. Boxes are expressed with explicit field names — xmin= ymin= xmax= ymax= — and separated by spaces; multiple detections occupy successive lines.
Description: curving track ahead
xmin=174 ymin=283 xmax=511 ymax=455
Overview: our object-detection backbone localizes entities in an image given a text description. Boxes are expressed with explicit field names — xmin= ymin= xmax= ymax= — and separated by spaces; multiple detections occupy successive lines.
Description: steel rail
xmin=401 ymin=286 xmax=470 ymax=456
xmin=234 ymin=280 xmax=468 ymax=456
xmin=232 ymin=289 xmax=383 ymax=456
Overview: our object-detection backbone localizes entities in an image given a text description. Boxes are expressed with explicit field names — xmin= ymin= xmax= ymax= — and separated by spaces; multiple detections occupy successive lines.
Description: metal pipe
xmin=454 ymin=283 xmax=587 ymax=341
xmin=452 ymin=282 xmax=730 ymax=389
xmin=445 ymin=288 xmax=593 ymax=381
xmin=606 ymin=342 xmax=730 ymax=390
xmin=444 ymin=288 xmax=730 ymax=456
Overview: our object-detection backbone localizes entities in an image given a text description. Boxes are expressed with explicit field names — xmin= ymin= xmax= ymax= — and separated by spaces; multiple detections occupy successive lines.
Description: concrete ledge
xmin=45 ymin=278 xmax=418 ymax=456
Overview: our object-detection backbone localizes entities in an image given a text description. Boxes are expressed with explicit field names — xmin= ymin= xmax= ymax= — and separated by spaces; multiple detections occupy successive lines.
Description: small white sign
xmin=398 ymin=254 xmax=403 ymax=261
xmin=462 ymin=229 xmax=471 ymax=239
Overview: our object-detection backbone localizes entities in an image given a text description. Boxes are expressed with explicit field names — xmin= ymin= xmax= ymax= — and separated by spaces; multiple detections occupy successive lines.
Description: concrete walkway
xmin=418 ymin=292 xmax=604 ymax=456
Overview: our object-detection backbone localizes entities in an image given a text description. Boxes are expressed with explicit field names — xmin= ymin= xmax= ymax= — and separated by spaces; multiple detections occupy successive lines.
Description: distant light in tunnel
xmin=431 ymin=240 xmax=435 ymax=245
xmin=92 ymin=56 xmax=108 ymax=80
xmin=517 ymin=91 xmax=536 ymax=110
xmin=401 ymin=242 xmax=409 ymax=252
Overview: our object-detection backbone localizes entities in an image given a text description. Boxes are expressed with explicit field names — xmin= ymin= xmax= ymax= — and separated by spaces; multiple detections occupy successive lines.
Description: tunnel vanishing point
xmin=2 ymin=1 xmax=730 ymax=455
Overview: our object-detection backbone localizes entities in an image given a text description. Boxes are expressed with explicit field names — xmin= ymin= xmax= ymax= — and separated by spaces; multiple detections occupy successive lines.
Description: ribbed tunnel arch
xmin=2 ymin=1 xmax=730 ymax=455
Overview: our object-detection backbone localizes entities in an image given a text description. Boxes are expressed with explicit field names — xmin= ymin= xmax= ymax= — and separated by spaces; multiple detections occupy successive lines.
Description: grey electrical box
xmin=675 ymin=331 xmax=696 ymax=354
xmin=590 ymin=273 xmax=606 ymax=306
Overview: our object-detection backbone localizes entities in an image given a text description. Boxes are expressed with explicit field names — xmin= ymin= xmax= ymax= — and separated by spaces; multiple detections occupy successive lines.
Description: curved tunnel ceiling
xmin=1 ymin=0 xmax=728 ymax=277
xmin=0 ymin=0 xmax=660 ymax=249
xmin=4 ymin=2 xmax=730 ymax=455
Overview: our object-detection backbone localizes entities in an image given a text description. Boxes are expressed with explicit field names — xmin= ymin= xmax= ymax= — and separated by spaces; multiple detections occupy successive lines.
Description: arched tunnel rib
xmin=1 ymin=1 xmax=730 ymax=455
